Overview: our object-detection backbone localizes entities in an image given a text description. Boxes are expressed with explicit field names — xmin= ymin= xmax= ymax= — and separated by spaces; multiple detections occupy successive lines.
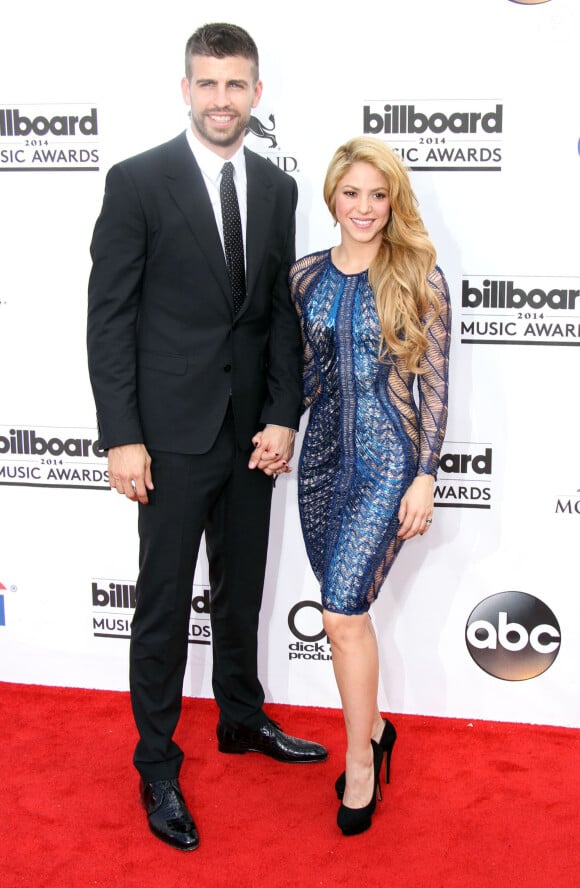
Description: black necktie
xmin=220 ymin=161 xmax=246 ymax=314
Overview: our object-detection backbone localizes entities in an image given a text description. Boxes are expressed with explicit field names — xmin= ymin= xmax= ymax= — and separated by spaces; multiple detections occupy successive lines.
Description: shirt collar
xmin=185 ymin=127 xmax=246 ymax=184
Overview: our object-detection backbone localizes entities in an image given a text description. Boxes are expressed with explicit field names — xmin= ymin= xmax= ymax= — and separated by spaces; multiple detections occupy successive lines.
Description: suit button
xmin=223 ymin=364 xmax=232 ymax=373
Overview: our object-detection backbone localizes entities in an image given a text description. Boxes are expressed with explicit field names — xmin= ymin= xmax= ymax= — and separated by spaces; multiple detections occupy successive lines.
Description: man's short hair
xmin=185 ymin=23 xmax=259 ymax=81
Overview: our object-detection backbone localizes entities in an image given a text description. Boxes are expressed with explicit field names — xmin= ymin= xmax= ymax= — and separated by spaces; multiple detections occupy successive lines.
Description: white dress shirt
xmin=185 ymin=126 xmax=248 ymax=261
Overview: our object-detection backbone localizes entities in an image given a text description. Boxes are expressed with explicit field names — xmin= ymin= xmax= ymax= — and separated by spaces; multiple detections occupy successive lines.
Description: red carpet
xmin=2 ymin=682 xmax=579 ymax=887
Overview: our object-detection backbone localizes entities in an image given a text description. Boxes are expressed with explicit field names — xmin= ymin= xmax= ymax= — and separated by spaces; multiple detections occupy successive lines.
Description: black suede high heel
xmin=337 ymin=739 xmax=383 ymax=836
xmin=335 ymin=718 xmax=397 ymax=800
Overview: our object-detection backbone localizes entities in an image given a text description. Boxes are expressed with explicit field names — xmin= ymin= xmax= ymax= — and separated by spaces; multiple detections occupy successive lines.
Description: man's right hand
xmin=108 ymin=444 xmax=154 ymax=504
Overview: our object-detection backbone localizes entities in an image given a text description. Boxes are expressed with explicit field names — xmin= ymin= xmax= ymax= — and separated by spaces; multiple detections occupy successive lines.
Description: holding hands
xmin=249 ymin=424 xmax=295 ymax=478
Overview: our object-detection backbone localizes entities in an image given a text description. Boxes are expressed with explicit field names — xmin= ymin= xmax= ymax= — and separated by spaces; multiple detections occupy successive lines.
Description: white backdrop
xmin=1 ymin=0 xmax=579 ymax=728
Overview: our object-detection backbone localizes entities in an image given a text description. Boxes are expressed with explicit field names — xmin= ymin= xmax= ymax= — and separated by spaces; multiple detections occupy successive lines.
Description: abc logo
xmin=466 ymin=591 xmax=560 ymax=680
xmin=288 ymin=600 xmax=325 ymax=642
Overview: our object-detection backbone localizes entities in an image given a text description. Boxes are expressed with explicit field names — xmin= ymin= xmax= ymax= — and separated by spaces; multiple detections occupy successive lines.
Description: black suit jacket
xmin=87 ymin=132 xmax=302 ymax=454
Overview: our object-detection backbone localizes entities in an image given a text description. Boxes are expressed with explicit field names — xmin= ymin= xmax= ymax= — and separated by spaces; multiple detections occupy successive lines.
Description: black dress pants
xmin=129 ymin=405 xmax=273 ymax=781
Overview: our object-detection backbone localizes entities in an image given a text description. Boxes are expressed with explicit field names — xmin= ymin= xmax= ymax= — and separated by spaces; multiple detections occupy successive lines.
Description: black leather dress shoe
xmin=217 ymin=718 xmax=328 ymax=763
xmin=140 ymin=778 xmax=200 ymax=851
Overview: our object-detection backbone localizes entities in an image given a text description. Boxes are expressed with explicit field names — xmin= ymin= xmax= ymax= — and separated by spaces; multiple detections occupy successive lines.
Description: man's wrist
xmin=265 ymin=424 xmax=297 ymax=434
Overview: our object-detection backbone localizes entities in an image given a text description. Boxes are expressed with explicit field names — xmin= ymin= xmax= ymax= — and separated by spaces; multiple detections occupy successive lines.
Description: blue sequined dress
xmin=290 ymin=250 xmax=451 ymax=615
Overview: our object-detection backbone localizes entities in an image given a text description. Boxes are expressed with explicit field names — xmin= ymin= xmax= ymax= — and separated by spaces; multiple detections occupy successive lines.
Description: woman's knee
xmin=323 ymin=609 xmax=368 ymax=645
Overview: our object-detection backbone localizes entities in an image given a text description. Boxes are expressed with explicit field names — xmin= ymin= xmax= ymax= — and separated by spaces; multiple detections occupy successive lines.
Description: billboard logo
xmin=460 ymin=276 xmax=580 ymax=346
xmin=362 ymin=100 xmax=503 ymax=171
xmin=0 ymin=425 xmax=107 ymax=490
xmin=0 ymin=104 xmax=100 ymax=171
xmin=435 ymin=443 xmax=493 ymax=509
xmin=91 ymin=578 xmax=211 ymax=644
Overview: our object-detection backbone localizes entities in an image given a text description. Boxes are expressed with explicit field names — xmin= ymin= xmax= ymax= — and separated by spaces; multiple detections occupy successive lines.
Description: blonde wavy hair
xmin=324 ymin=137 xmax=439 ymax=373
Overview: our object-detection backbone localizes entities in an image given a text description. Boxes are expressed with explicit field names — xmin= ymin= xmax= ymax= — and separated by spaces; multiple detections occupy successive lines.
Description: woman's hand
xmin=397 ymin=474 xmax=435 ymax=539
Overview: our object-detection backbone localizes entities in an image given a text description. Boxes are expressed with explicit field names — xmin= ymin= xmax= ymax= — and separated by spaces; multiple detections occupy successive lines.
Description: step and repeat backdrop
xmin=1 ymin=0 xmax=579 ymax=727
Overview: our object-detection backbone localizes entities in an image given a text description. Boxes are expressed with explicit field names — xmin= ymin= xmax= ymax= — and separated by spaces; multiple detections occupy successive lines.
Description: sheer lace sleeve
xmin=289 ymin=252 xmax=327 ymax=413
xmin=417 ymin=265 xmax=452 ymax=477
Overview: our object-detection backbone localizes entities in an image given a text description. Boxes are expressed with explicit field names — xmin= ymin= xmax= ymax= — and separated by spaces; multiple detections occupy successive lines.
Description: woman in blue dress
xmin=289 ymin=137 xmax=451 ymax=836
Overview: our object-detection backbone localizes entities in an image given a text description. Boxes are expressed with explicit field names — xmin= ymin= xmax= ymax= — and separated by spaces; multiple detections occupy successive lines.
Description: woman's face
xmin=334 ymin=161 xmax=391 ymax=250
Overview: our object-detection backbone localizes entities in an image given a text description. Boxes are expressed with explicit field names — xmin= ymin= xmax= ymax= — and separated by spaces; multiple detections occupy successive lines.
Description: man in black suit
xmin=87 ymin=23 xmax=327 ymax=852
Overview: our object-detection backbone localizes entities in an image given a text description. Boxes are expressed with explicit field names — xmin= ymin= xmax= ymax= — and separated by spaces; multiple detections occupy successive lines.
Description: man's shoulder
xmin=111 ymin=132 xmax=187 ymax=175
xmin=244 ymin=146 xmax=296 ymax=192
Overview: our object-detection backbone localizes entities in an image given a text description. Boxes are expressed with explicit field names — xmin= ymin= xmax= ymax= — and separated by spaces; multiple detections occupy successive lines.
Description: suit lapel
xmin=162 ymin=137 xmax=277 ymax=319
xmin=244 ymin=148 xmax=276 ymax=309
xmin=164 ymin=133 xmax=232 ymax=305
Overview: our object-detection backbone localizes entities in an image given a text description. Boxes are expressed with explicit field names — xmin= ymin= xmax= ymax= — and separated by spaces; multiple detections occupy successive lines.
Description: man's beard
xmin=191 ymin=109 xmax=250 ymax=148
